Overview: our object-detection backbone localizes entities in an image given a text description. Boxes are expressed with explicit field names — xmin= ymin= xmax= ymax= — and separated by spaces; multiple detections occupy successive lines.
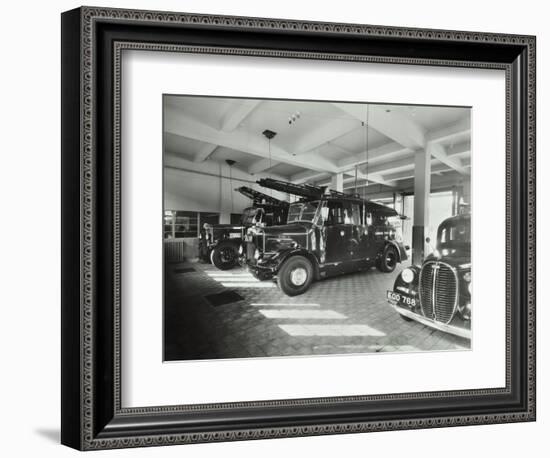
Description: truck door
xmin=324 ymin=201 xmax=353 ymax=264
xmin=361 ymin=210 xmax=377 ymax=261
xmin=363 ymin=211 xmax=387 ymax=261
xmin=348 ymin=202 xmax=364 ymax=260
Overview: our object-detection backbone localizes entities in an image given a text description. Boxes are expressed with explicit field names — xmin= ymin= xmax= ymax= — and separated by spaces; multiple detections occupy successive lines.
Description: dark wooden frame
xmin=61 ymin=6 xmax=536 ymax=450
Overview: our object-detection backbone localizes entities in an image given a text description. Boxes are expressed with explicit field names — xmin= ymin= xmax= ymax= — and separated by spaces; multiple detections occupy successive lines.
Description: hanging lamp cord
xmin=363 ymin=105 xmax=370 ymax=200
xmin=269 ymin=138 xmax=273 ymax=197
xmin=229 ymin=164 xmax=234 ymax=214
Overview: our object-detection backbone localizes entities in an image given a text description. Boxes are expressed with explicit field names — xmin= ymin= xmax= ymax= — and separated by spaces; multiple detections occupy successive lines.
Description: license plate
xmin=387 ymin=290 xmax=417 ymax=308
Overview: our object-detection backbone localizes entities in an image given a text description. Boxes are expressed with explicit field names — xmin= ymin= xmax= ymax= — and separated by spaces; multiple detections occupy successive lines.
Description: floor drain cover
xmin=174 ymin=267 xmax=195 ymax=274
xmin=204 ymin=291 xmax=244 ymax=307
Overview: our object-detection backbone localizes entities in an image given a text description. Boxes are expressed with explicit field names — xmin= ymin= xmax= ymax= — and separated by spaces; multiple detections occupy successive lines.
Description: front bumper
xmin=246 ymin=262 xmax=276 ymax=281
xmin=389 ymin=302 xmax=471 ymax=340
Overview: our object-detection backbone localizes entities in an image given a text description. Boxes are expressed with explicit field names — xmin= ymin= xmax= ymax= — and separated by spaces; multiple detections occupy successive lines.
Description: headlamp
xmin=401 ymin=268 xmax=415 ymax=283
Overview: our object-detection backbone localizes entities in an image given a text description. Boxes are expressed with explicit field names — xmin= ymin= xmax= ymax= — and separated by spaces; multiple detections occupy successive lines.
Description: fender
xmin=393 ymin=265 xmax=421 ymax=292
xmin=211 ymin=237 xmax=242 ymax=249
xmin=259 ymin=247 xmax=321 ymax=280
xmin=384 ymin=240 xmax=408 ymax=262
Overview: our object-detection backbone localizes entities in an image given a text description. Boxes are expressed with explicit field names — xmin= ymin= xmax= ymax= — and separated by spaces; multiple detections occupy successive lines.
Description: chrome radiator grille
xmin=419 ymin=261 xmax=458 ymax=324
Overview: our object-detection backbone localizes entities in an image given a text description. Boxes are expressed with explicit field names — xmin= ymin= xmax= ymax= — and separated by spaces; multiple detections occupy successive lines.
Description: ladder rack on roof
xmin=235 ymin=186 xmax=288 ymax=207
xmin=329 ymin=189 xmax=361 ymax=198
xmin=256 ymin=178 xmax=360 ymax=200
xmin=256 ymin=178 xmax=326 ymax=199
xmin=256 ymin=179 xmax=398 ymax=216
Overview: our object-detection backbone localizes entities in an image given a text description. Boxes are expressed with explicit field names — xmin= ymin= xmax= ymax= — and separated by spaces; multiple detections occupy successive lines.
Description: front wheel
xmin=277 ymin=256 xmax=314 ymax=296
xmin=210 ymin=241 xmax=238 ymax=270
xmin=378 ymin=245 xmax=399 ymax=273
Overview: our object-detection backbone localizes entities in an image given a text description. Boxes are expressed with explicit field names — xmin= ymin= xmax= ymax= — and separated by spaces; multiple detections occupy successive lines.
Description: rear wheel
xmin=378 ymin=245 xmax=399 ymax=273
xmin=210 ymin=241 xmax=238 ymax=270
xmin=277 ymin=256 xmax=314 ymax=296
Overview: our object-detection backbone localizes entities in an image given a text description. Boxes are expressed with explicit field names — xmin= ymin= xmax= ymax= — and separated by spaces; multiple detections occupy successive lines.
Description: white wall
xmin=164 ymin=156 xmax=288 ymax=222
xmin=0 ymin=1 xmax=546 ymax=457
xmin=164 ymin=156 xmax=289 ymax=258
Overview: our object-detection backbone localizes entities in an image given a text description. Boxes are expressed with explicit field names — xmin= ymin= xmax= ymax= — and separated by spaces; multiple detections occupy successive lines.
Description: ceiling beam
xmin=361 ymin=155 xmax=416 ymax=176
xmin=322 ymin=132 xmax=470 ymax=187
xmin=294 ymin=119 xmax=359 ymax=155
xmin=426 ymin=117 xmax=470 ymax=145
xmin=193 ymin=142 xmax=218 ymax=162
xmin=318 ymin=169 xmax=396 ymax=189
xmin=220 ymin=100 xmax=261 ymax=132
xmin=328 ymin=142 xmax=356 ymax=156
xmin=337 ymin=141 xmax=413 ymax=171
xmin=164 ymin=107 xmax=339 ymax=173
xmin=342 ymin=177 xmax=395 ymax=190
xmin=427 ymin=143 xmax=469 ymax=175
xmin=291 ymin=170 xmax=331 ymax=184
xmin=347 ymin=170 xmax=396 ymax=188
xmin=248 ymin=158 xmax=278 ymax=175
xmin=446 ymin=140 xmax=471 ymax=157
xmin=382 ymin=162 xmax=453 ymax=181
xmin=336 ymin=119 xmax=469 ymax=176
xmin=351 ymin=172 xmax=469 ymax=196
xmin=332 ymin=103 xmax=426 ymax=149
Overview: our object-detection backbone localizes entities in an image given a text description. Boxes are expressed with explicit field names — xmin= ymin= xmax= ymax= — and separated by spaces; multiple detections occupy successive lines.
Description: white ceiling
xmin=164 ymin=95 xmax=471 ymax=192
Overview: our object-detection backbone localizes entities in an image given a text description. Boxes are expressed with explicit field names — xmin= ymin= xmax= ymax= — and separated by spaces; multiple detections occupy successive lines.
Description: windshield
xmin=241 ymin=208 xmax=261 ymax=226
xmin=437 ymin=218 xmax=470 ymax=249
xmin=287 ymin=201 xmax=320 ymax=224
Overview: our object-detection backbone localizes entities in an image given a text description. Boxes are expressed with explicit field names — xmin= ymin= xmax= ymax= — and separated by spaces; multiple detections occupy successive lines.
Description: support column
xmin=330 ymin=172 xmax=344 ymax=192
xmin=412 ymin=148 xmax=431 ymax=265
xmin=452 ymin=186 xmax=458 ymax=216
xmin=461 ymin=178 xmax=471 ymax=209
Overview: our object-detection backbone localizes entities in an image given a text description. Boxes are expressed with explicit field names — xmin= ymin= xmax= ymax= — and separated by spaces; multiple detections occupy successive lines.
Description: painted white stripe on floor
xmin=220 ymin=282 xmax=275 ymax=288
xmin=250 ymin=303 xmax=320 ymax=307
xmin=260 ymin=310 xmax=347 ymax=319
xmin=279 ymin=324 xmax=386 ymax=337
xmin=375 ymin=345 xmax=420 ymax=352
xmin=206 ymin=272 xmax=254 ymax=277
xmin=212 ymin=277 xmax=259 ymax=282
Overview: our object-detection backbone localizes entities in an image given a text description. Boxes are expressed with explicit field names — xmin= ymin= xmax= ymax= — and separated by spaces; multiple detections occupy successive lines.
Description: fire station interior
xmin=163 ymin=95 xmax=471 ymax=361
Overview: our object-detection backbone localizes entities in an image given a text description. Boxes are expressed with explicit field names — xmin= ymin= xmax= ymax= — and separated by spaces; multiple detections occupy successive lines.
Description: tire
xmin=277 ymin=256 xmax=314 ymax=296
xmin=210 ymin=241 xmax=239 ymax=270
xmin=378 ymin=245 xmax=399 ymax=273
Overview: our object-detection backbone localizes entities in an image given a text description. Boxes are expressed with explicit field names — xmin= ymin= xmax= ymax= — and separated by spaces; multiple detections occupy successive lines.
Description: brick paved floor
xmin=164 ymin=259 xmax=470 ymax=361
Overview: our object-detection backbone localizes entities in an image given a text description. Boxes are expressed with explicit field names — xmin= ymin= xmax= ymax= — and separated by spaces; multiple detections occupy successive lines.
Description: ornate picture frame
xmin=61 ymin=6 xmax=536 ymax=450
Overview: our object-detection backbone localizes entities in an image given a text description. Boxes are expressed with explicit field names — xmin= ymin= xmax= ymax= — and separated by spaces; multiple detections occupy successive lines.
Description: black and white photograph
xmin=53 ymin=2 xmax=538 ymax=453
xmin=163 ymin=95 xmax=472 ymax=361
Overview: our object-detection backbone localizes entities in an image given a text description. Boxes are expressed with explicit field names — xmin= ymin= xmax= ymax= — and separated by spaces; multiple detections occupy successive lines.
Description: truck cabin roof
xmin=439 ymin=212 xmax=471 ymax=227
xmin=243 ymin=203 xmax=287 ymax=212
xmin=294 ymin=195 xmax=398 ymax=218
